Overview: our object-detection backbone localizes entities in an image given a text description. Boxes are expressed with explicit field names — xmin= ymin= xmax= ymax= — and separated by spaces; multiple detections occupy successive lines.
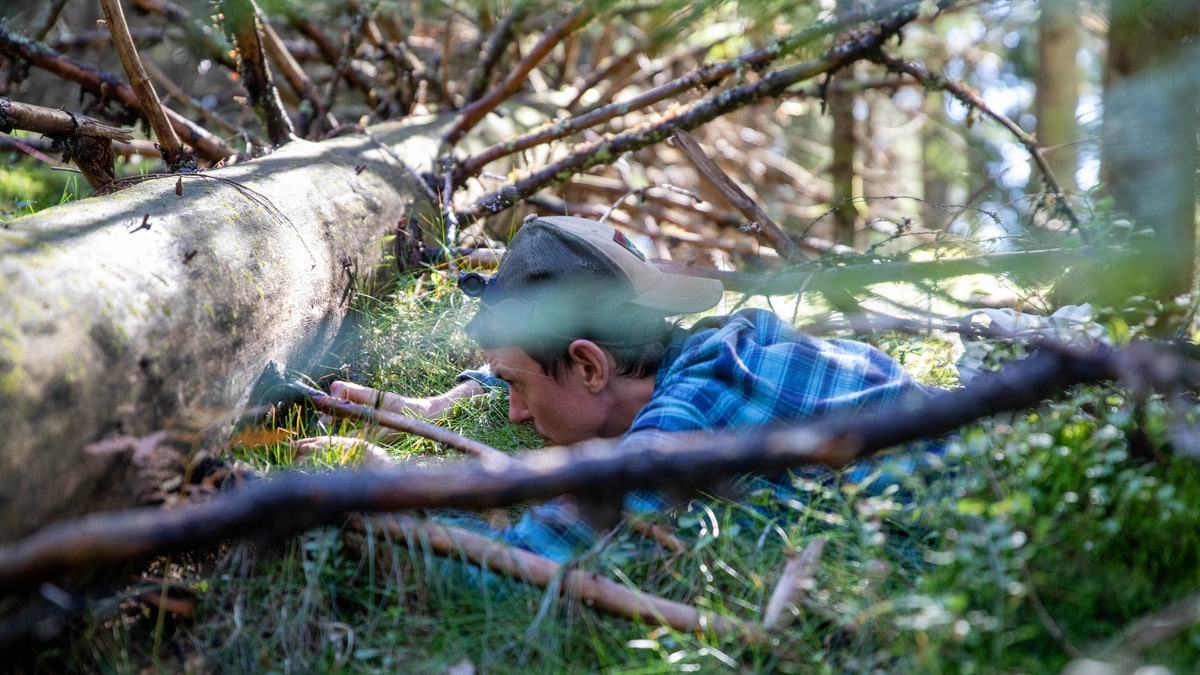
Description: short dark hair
xmin=469 ymin=310 xmax=675 ymax=381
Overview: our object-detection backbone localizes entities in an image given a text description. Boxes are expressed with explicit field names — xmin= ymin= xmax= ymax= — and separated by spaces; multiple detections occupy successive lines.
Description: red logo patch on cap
xmin=612 ymin=230 xmax=646 ymax=261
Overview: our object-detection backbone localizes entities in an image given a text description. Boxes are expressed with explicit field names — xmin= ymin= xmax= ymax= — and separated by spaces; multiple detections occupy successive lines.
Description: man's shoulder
xmin=684 ymin=307 xmax=801 ymax=345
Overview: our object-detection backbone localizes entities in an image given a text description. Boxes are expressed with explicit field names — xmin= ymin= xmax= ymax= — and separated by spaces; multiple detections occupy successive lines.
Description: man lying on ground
xmin=300 ymin=215 xmax=944 ymax=561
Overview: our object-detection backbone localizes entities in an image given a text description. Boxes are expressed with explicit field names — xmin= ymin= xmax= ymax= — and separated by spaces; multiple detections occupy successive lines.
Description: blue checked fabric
xmin=458 ymin=308 xmax=943 ymax=562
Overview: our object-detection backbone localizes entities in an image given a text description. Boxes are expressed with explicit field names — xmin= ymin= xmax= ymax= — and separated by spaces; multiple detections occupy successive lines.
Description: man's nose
xmin=508 ymin=390 xmax=533 ymax=424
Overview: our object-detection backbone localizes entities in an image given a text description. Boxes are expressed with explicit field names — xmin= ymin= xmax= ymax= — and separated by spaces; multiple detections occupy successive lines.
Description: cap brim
xmin=629 ymin=270 xmax=724 ymax=314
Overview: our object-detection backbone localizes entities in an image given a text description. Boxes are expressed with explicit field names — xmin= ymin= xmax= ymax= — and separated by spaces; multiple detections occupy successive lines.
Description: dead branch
xmin=0 ymin=133 xmax=161 ymax=160
xmin=462 ymin=3 xmax=530 ymax=106
xmin=0 ymin=25 xmax=233 ymax=163
xmin=221 ymin=0 xmax=295 ymax=147
xmin=0 ymin=339 xmax=1133 ymax=592
xmin=0 ymin=96 xmax=133 ymax=191
xmin=465 ymin=6 xmax=920 ymax=220
xmin=32 ymin=0 xmax=71 ymax=43
xmin=284 ymin=7 xmax=376 ymax=103
xmin=253 ymin=1 xmax=322 ymax=136
xmin=454 ymin=23 xmax=804 ymax=184
xmin=352 ymin=513 xmax=763 ymax=640
xmin=0 ymin=96 xmax=132 ymax=142
xmin=868 ymin=51 xmax=1082 ymax=235
xmin=316 ymin=0 xmax=377 ymax=131
xmin=670 ymin=129 xmax=804 ymax=262
xmin=141 ymin=59 xmax=259 ymax=144
xmin=100 ymin=0 xmax=193 ymax=171
xmin=443 ymin=5 xmax=594 ymax=146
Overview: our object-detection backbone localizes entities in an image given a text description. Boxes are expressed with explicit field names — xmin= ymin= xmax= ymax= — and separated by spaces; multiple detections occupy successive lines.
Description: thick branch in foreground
xmin=0 ymin=341 xmax=1128 ymax=591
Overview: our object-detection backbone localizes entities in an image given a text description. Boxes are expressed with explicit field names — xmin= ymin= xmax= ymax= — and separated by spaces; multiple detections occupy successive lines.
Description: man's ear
xmin=567 ymin=339 xmax=611 ymax=393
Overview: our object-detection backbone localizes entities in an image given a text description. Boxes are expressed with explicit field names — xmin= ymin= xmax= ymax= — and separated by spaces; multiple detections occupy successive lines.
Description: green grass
xmin=39 ymin=268 xmax=1200 ymax=673
xmin=0 ymin=160 xmax=81 ymax=219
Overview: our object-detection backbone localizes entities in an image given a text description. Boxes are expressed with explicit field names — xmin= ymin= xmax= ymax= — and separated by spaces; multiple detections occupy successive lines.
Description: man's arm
xmin=326 ymin=378 xmax=486 ymax=421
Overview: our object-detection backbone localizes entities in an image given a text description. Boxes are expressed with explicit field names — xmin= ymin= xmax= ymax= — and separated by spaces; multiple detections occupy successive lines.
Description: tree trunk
xmin=1101 ymin=0 xmax=1199 ymax=303
xmin=0 ymin=116 xmax=449 ymax=541
xmin=1035 ymin=0 xmax=1080 ymax=194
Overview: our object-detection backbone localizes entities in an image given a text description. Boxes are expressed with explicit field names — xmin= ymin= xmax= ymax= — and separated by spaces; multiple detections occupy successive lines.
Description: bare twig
xmin=100 ymin=0 xmax=194 ymax=170
xmin=443 ymin=5 xmax=593 ymax=146
xmin=466 ymin=6 xmax=920 ymax=220
xmin=351 ymin=513 xmax=764 ymax=640
xmin=141 ymin=59 xmax=259 ymax=144
xmin=253 ymin=1 xmax=322 ymax=136
xmin=868 ymin=51 xmax=1082 ymax=236
xmin=317 ymin=0 xmax=379 ymax=129
xmin=454 ymin=19 xmax=821 ymax=184
xmin=462 ymin=3 xmax=531 ymax=106
xmin=288 ymin=380 xmax=515 ymax=467
xmin=0 ymin=25 xmax=233 ymax=163
xmin=671 ymin=129 xmax=805 ymax=262
xmin=32 ymin=0 xmax=71 ymax=43
xmin=285 ymin=7 xmax=376 ymax=103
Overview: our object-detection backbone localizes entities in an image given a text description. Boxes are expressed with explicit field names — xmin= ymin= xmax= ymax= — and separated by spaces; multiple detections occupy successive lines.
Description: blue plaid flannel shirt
xmin=455 ymin=308 xmax=943 ymax=562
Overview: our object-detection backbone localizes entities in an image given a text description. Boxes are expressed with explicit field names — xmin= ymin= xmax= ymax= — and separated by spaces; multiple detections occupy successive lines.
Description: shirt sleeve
xmin=455 ymin=364 xmax=507 ymax=392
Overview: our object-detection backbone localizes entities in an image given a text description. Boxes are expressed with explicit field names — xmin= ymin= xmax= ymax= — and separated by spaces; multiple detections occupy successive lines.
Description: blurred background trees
xmin=3 ymin=0 xmax=1193 ymax=320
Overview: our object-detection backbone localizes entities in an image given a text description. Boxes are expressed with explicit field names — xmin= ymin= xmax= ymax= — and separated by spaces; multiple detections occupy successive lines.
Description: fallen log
xmin=0 ymin=115 xmax=449 ymax=544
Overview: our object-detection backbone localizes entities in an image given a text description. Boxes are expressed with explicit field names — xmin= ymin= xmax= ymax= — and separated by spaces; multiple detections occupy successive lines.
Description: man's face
xmin=483 ymin=344 xmax=607 ymax=447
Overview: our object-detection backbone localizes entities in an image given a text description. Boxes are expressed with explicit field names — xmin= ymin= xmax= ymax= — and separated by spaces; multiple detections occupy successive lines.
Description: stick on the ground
xmin=287 ymin=381 xmax=515 ymax=467
xmin=352 ymin=513 xmax=765 ymax=640
xmin=762 ymin=537 xmax=828 ymax=630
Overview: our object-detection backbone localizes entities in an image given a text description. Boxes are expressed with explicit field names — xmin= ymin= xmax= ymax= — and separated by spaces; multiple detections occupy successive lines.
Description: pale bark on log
xmin=0 ymin=115 xmax=452 ymax=542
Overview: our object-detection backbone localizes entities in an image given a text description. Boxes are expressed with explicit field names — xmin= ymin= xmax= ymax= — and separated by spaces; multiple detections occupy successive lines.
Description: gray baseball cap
xmin=462 ymin=216 xmax=723 ymax=346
